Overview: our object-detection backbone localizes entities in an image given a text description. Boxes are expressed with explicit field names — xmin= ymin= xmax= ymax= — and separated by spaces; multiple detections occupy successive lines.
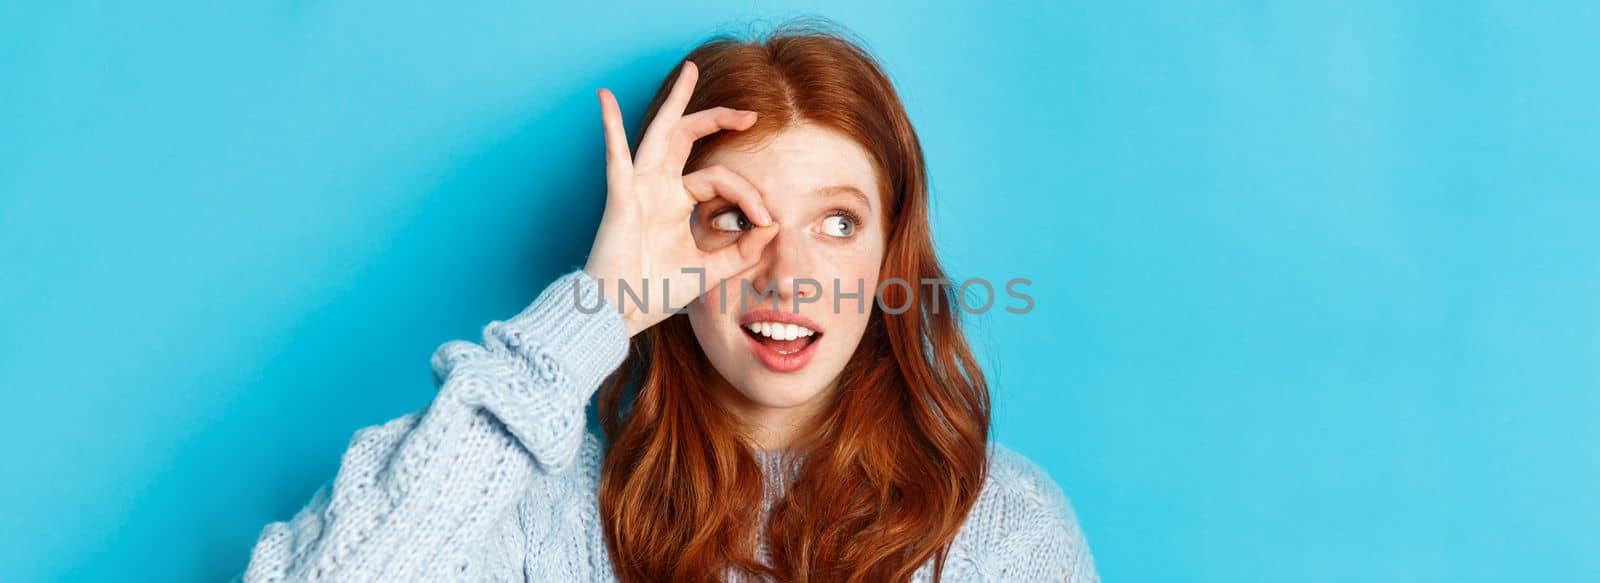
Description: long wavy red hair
xmin=596 ymin=21 xmax=991 ymax=582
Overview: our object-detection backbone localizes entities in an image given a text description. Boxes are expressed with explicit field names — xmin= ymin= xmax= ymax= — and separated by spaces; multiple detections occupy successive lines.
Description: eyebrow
xmin=813 ymin=184 xmax=873 ymax=210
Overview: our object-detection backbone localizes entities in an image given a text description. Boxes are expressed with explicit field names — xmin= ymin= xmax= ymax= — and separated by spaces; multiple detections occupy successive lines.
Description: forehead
xmin=700 ymin=123 xmax=882 ymax=211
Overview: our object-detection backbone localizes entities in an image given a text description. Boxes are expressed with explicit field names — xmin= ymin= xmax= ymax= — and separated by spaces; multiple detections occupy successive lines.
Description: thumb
xmin=702 ymin=223 xmax=778 ymax=283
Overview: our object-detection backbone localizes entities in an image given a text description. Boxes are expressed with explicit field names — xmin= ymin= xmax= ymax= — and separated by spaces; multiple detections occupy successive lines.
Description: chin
xmin=723 ymin=370 xmax=831 ymax=408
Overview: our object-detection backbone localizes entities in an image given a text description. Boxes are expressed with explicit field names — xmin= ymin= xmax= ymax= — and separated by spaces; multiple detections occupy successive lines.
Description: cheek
xmin=687 ymin=297 xmax=738 ymax=373
xmin=687 ymin=280 xmax=751 ymax=355
xmin=687 ymin=280 xmax=727 ymax=328
xmin=817 ymin=249 xmax=883 ymax=330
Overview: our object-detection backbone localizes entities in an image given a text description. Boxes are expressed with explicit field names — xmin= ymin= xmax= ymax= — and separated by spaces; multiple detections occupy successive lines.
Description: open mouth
xmin=741 ymin=321 xmax=821 ymax=355
xmin=738 ymin=311 xmax=824 ymax=373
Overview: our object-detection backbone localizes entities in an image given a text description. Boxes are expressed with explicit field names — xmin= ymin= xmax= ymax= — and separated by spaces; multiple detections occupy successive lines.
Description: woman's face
xmin=687 ymin=123 xmax=886 ymax=417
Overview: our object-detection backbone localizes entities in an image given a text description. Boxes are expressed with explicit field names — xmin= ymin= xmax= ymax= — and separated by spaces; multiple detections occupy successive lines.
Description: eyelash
xmin=828 ymin=208 xmax=865 ymax=227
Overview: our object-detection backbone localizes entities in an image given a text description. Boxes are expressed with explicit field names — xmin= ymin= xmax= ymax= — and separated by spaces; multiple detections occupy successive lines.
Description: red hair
xmin=597 ymin=20 xmax=991 ymax=582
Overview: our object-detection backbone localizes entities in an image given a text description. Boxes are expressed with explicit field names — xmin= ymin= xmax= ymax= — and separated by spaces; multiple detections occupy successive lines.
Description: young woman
xmin=244 ymin=22 xmax=1098 ymax=583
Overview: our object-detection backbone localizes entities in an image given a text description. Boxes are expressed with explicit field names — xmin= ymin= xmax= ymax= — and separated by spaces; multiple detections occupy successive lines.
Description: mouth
xmin=739 ymin=312 xmax=823 ymax=373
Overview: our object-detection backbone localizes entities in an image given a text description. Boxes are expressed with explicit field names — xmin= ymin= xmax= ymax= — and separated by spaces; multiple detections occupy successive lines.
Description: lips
xmin=739 ymin=310 xmax=823 ymax=373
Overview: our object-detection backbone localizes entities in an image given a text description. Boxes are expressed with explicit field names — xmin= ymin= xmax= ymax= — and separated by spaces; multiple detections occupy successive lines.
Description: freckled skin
xmin=686 ymin=124 xmax=886 ymax=437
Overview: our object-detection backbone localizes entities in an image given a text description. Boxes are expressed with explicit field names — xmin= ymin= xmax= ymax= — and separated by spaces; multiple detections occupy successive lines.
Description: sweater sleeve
xmin=242 ymin=270 xmax=628 ymax=582
xmin=998 ymin=493 xmax=1100 ymax=582
xmin=984 ymin=446 xmax=1101 ymax=582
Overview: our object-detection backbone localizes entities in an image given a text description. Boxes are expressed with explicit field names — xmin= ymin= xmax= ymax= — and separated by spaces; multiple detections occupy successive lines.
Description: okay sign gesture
xmin=582 ymin=61 xmax=779 ymax=337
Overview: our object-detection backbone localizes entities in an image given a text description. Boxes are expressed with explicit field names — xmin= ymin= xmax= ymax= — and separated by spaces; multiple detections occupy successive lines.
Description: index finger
xmin=662 ymin=107 xmax=758 ymax=176
xmin=683 ymin=164 xmax=772 ymax=227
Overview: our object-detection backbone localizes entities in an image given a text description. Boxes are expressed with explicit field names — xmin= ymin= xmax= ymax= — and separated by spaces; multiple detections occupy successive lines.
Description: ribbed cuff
xmin=497 ymin=269 xmax=629 ymax=395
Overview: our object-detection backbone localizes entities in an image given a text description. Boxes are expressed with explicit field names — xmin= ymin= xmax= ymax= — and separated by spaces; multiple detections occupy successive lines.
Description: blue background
xmin=3 ymin=2 xmax=1596 ymax=581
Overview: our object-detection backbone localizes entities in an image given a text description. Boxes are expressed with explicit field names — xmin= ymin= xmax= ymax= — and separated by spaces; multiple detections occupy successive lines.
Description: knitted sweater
xmin=241 ymin=270 xmax=1099 ymax=582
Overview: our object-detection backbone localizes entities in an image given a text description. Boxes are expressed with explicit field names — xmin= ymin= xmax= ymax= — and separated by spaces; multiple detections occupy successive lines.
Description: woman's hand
xmin=583 ymin=61 xmax=779 ymax=338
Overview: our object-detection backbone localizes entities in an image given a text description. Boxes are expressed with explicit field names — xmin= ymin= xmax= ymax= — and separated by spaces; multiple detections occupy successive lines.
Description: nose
xmin=747 ymin=228 xmax=818 ymax=304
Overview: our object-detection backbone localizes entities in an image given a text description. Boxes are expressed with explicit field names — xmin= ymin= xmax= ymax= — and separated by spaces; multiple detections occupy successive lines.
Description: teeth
xmin=745 ymin=321 xmax=815 ymax=340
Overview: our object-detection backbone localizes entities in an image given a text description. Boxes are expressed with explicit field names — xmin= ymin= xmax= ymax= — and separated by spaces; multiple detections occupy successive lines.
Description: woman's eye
xmin=822 ymin=214 xmax=856 ymax=238
xmin=709 ymin=209 xmax=752 ymax=233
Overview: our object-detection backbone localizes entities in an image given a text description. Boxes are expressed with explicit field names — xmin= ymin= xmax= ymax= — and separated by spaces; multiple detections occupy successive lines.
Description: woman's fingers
xmin=597 ymin=88 xmax=633 ymax=190
xmin=662 ymin=107 xmax=757 ymax=175
xmin=634 ymin=60 xmax=699 ymax=168
xmin=682 ymin=165 xmax=772 ymax=227
xmin=703 ymin=222 xmax=778 ymax=283
xmin=682 ymin=164 xmax=777 ymax=282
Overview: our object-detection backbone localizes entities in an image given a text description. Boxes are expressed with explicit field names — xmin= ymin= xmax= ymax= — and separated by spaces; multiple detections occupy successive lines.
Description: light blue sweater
xmin=241 ymin=270 xmax=1099 ymax=582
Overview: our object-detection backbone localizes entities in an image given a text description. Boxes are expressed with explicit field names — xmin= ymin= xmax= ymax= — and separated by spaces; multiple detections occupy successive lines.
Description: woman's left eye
xmin=709 ymin=209 xmax=752 ymax=233
xmin=822 ymin=214 xmax=857 ymax=238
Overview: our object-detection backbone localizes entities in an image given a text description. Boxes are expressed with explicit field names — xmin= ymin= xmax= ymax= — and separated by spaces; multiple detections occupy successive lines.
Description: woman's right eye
xmin=709 ymin=209 xmax=752 ymax=233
